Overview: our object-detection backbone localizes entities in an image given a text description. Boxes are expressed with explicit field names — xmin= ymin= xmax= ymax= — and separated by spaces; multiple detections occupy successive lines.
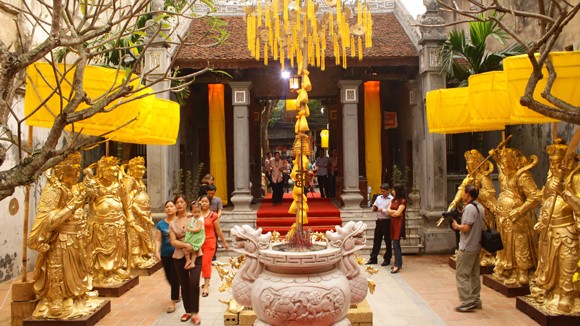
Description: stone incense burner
xmin=230 ymin=221 xmax=368 ymax=326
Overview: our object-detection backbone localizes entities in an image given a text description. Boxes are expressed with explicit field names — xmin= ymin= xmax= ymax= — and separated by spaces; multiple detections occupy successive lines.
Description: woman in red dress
xmin=198 ymin=195 xmax=229 ymax=297
xmin=387 ymin=184 xmax=407 ymax=274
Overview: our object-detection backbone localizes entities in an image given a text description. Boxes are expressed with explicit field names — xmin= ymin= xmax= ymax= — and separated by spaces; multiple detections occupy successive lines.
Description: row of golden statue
xmin=449 ymin=138 xmax=580 ymax=314
xmin=27 ymin=154 xmax=157 ymax=319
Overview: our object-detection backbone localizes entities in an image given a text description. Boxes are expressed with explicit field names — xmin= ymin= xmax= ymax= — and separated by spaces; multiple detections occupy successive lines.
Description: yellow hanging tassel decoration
xmin=315 ymin=39 xmax=320 ymax=67
xmin=264 ymin=43 xmax=268 ymax=65
xmin=257 ymin=3 xmax=262 ymax=27
xmin=329 ymin=12 xmax=334 ymax=36
xmin=358 ymin=36 xmax=363 ymax=61
xmin=281 ymin=49 xmax=285 ymax=70
xmin=283 ymin=0 xmax=289 ymax=27
xmin=295 ymin=0 xmax=300 ymax=24
xmin=342 ymin=45 xmax=347 ymax=69
xmin=333 ymin=33 xmax=339 ymax=61
xmin=350 ymin=35 xmax=355 ymax=57
xmin=337 ymin=0 xmax=342 ymax=25
xmin=256 ymin=38 xmax=260 ymax=60
xmin=273 ymin=36 xmax=278 ymax=60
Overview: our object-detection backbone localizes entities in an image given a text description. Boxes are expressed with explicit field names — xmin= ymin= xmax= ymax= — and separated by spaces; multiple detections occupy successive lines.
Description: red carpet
xmin=257 ymin=193 xmax=342 ymax=235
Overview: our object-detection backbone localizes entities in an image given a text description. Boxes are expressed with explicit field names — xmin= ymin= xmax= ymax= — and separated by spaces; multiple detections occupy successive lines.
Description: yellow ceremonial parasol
xmin=24 ymin=62 xmax=179 ymax=145
xmin=426 ymin=87 xmax=505 ymax=134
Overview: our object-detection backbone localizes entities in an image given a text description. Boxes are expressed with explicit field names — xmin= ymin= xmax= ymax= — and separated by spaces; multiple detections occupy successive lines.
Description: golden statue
xmin=530 ymin=139 xmax=580 ymax=313
xmin=84 ymin=156 xmax=141 ymax=287
xmin=448 ymin=149 xmax=497 ymax=266
xmin=28 ymin=153 xmax=103 ymax=319
xmin=490 ymin=147 xmax=541 ymax=286
xmin=122 ymin=157 xmax=156 ymax=269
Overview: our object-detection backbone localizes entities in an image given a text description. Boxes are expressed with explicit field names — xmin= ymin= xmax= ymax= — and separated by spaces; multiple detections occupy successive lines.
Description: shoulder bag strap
xmin=470 ymin=201 xmax=490 ymax=229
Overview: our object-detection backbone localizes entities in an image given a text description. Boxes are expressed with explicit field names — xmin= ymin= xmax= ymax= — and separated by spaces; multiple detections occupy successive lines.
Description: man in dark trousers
xmin=366 ymin=184 xmax=393 ymax=266
xmin=451 ymin=184 xmax=484 ymax=312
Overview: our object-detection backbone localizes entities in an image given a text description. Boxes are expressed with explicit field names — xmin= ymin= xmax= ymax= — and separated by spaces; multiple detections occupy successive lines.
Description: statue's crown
xmin=464 ymin=149 xmax=484 ymax=163
xmin=98 ymin=155 xmax=119 ymax=168
xmin=62 ymin=152 xmax=82 ymax=165
xmin=546 ymin=138 xmax=567 ymax=158
xmin=128 ymin=156 xmax=145 ymax=167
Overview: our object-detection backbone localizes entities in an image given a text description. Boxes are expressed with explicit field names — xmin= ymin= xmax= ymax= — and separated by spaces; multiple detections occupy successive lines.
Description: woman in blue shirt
xmin=155 ymin=200 xmax=180 ymax=313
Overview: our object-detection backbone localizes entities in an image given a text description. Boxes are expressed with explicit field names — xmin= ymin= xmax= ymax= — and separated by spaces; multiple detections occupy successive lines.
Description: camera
xmin=441 ymin=208 xmax=462 ymax=220
xmin=371 ymin=205 xmax=378 ymax=212
xmin=440 ymin=208 xmax=462 ymax=229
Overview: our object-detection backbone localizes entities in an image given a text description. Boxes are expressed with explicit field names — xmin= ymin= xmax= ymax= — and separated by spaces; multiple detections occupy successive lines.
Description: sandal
xmin=191 ymin=315 xmax=201 ymax=325
xmin=181 ymin=313 xmax=191 ymax=322
xmin=202 ymin=291 xmax=209 ymax=297
xmin=167 ymin=304 xmax=176 ymax=313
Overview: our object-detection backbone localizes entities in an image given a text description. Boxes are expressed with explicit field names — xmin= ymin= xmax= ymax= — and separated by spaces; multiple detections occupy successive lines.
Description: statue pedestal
xmin=133 ymin=261 xmax=162 ymax=276
xmin=448 ymin=256 xmax=494 ymax=274
xmin=483 ymin=275 xmax=530 ymax=297
xmin=23 ymin=300 xmax=111 ymax=326
xmin=93 ymin=276 xmax=139 ymax=297
xmin=516 ymin=296 xmax=580 ymax=326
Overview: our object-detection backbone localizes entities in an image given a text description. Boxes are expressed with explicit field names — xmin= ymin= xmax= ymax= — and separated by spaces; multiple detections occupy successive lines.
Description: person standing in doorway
xmin=314 ymin=149 xmax=330 ymax=198
xmin=329 ymin=149 xmax=339 ymax=198
xmin=366 ymin=184 xmax=393 ymax=266
xmin=270 ymin=152 xmax=289 ymax=205
xmin=451 ymin=184 xmax=484 ymax=312
xmin=199 ymin=174 xmax=214 ymax=197
xmin=264 ymin=152 xmax=273 ymax=192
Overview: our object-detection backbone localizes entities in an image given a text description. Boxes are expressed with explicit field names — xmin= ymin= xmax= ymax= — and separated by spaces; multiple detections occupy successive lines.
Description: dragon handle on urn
xmin=230 ymin=225 xmax=271 ymax=307
xmin=326 ymin=221 xmax=368 ymax=304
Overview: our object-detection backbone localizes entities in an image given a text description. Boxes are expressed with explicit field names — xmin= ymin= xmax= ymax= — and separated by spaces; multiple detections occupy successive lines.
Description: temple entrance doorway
xmin=253 ymin=97 xmax=338 ymax=199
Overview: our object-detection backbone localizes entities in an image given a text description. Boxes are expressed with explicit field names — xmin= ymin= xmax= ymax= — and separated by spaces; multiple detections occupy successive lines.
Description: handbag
xmin=471 ymin=202 xmax=503 ymax=253
xmin=481 ymin=227 xmax=503 ymax=253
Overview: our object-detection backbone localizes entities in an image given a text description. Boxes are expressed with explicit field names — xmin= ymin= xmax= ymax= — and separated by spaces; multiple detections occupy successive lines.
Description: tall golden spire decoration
xmin=245 ymin=0 xmax=373 ymax=71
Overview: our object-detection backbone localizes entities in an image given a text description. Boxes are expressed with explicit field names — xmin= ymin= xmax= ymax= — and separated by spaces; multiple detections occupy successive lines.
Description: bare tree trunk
xmin=260 ymin=99 xmax=279 ymax=156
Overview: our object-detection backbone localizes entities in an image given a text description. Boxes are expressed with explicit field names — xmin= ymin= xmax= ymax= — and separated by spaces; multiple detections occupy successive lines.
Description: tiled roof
xmin=175 ymin=13 xmax=417 ymax=68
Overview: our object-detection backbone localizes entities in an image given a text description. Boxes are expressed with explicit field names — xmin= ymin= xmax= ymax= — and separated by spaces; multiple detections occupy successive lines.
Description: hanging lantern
xmin=320 ymin=129 xmax=329 ymax=148
xmin=289 ymin=74 xmax=301 ymax=92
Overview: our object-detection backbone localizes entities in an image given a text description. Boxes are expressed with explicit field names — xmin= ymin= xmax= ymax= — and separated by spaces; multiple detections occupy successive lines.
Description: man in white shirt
xmin=366 ymin=184 xmax=394 ymax=266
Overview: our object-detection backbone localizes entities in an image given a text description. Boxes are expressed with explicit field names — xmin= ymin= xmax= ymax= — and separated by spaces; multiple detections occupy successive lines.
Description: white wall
xmin=0 ymin=92 xmax=46 ymax=282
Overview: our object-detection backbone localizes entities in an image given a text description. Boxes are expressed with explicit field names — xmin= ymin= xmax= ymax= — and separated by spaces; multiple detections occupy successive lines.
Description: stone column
xmin=403 ymin=79 xmax=424 ymax=253
xmin=144 ymin=47 xmax=180 ymax=211
xmin=228 ymin=82 xmax=253 ymax=211
xmin=337 ymin=80 xmax=363 ymax=210
xmin=407 ymin=79 xmax=421 ymax=207
xmin=417 ymin=2 xmax=456 ymax=253
xmin=418 ymin=4 xmax=447 ymax=211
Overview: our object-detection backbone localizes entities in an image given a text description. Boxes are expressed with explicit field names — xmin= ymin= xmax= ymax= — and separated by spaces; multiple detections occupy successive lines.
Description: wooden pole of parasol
xmin=21 ymin=125 xmax=33 ymax=282
xmin=12 ymin=126 xmax=36 ymax=324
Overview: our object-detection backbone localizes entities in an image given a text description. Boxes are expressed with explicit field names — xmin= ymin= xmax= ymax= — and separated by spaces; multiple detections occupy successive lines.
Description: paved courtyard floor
xmin=0 ymin=255 xmax=538 ymax=325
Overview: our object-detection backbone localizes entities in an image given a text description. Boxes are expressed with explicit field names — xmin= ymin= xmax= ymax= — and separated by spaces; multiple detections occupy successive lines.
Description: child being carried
xmin=184 ymin=203 xmax=206 ymax=269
